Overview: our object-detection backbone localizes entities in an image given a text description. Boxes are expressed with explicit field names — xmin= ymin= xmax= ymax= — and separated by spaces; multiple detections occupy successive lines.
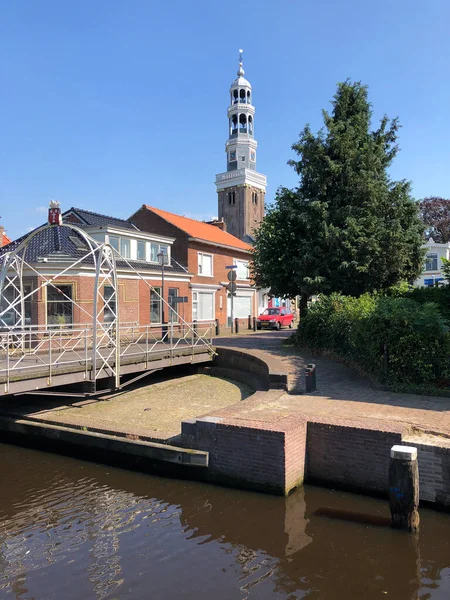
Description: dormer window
xmin=137 ymin=241 xmax=146 ymax=260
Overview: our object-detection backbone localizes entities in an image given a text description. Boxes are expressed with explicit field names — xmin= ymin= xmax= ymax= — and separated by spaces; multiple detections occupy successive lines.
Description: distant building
xmin=0 ymin=207 xmax=191 ymax=328
xmin=130 ymin=205 xmax=258 ymax=327
xmin=215 ymin=51 xmax=267 ymax=243
xmin=414 ymin=237 xmax=450 ymax=287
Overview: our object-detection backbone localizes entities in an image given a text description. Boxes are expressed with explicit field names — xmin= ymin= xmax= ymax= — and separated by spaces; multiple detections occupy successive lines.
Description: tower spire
xmin=215 ymin=52 xmax=267 ymax=241
xmin=238 ymin=48 xmax=244 ymax=76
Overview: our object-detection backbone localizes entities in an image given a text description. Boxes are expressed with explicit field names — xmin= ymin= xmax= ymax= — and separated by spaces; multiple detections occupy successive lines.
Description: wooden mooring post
xmin=305 ymin=363 xmax=316 ymax=393
xmin=389 ymin=445 xmax=419 ymax=531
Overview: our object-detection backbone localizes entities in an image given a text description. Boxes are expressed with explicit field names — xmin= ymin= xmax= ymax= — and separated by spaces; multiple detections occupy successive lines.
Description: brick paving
xmin=214 ymin=331 xmax=450 ymax=437
xmin=1 ymin=374 xmax=253 ymax=443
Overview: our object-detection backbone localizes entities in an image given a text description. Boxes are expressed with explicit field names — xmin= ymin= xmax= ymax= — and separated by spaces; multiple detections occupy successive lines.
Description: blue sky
xmin=1 ymin=0 xmax=449 ymax=240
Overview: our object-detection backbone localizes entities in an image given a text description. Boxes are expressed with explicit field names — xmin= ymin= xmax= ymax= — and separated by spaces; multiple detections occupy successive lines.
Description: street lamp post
xmin=157 ymin=251 xmax=166 ymax=324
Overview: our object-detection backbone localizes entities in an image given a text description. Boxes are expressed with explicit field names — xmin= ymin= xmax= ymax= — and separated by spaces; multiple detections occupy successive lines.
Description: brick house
xmin=129 ymin=205 xmax=257 ymax=328
xmin=0 ymin=207 xmax=192 ymax=328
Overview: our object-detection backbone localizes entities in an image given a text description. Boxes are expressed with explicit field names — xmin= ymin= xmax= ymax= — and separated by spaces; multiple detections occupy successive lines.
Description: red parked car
xmin=256 ymin=307 xmax=294 ymax=330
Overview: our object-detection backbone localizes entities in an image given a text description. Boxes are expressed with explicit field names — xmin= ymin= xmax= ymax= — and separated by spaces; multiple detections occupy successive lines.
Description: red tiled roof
xmin=1 ymin=232 xmax=11 ymax=247
xmin=143 ymin=206 xmax=252 ymax=252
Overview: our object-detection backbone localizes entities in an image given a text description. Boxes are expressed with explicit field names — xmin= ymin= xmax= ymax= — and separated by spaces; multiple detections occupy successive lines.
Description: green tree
xmin=252 ymin=81 xmax=425 ymax=312
xmin=442 ymin=257 xmax=450 ymax=282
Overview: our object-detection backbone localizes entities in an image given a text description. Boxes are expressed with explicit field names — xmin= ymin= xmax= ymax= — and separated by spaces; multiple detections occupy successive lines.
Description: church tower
xmin=215 ymin=50 xmax=267 ymax=241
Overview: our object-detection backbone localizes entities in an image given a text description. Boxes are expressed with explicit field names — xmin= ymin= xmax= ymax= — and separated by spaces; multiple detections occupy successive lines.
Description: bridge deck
xmin=0 ymin=323 xmax=216 ymax=396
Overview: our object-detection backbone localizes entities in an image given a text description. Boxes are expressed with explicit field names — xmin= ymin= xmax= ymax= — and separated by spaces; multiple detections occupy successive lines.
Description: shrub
xmin=298 ymin=293 xmax=450 ymax=385
xmin=406 ymin=285 xmax=450 ymax=322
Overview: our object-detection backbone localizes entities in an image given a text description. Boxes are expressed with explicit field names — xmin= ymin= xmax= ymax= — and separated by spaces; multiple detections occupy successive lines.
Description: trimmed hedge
xmin=406 ymin=285 xmax=450 ymax=322
xmin=298 ymin=293 xmax=450 ymax=385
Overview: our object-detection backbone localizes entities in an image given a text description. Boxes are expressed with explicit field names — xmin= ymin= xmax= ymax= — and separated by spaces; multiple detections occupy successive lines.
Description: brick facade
xmin=130 ymin=206 xmax=257 ymax=327
xmin=217 ymin=184 xmax=265 ymax=241
xmin=24 ymin=273 xmax=192 ymax=328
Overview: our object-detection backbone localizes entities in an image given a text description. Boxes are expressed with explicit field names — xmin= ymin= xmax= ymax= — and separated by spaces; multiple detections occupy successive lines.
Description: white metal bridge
xmin=0 ymin=221 xmax=216 ymax=397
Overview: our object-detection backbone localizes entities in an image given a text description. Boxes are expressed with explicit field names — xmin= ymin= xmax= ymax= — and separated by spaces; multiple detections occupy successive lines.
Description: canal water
xmin=1 ymin=442 xmax=449 ymax=599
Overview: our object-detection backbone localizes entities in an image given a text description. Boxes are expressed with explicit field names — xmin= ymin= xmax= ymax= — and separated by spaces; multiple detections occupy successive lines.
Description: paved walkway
xmin=214 ymin=331 xmax=450 ymax=438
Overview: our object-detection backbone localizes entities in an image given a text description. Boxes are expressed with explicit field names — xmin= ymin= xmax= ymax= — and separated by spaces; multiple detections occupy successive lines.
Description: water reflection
xmin=0 ymin=442 xmax=449 ymax=599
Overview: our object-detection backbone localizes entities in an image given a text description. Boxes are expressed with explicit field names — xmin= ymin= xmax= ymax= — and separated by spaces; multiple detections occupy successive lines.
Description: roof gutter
xmin=187 ymin=237 xmax=252 ymax=254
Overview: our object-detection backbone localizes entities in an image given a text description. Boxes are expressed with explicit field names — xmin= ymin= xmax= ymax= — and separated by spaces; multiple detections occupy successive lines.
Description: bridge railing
xmin=0 ymin=320 xmax=216 ymax=391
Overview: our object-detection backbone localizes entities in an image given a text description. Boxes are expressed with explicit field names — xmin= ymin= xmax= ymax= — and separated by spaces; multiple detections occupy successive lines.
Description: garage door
xmin=227 ymin=294 xmax=252 ymax=321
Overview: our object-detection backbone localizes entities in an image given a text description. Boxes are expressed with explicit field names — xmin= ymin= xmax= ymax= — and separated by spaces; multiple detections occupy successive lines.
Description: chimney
xmin=48 ymin=200 xmax=62 ymax=225
xmin=207 ymin=219 xmax=227 ymax=232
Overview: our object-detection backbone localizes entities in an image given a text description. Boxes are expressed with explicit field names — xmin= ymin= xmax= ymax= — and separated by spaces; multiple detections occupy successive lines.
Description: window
xmin=192 ymin=291 xmax=214 ymax=321
xmin=198 ymin=252 xmax=213 ymax=276
xmin=425 ymin=253 xmax=438 ymax=271
xmin=227 ymin=294 xmax=252 ymax=326
xmin=109 ymin=236 xmax=119 ymax=252
xmin=252 ymin=192 xmax=258 ymax=205
xmin=103 ymin=285 xmax=116 ymax=323
xmin=47 ymin=285 xmax=73 ymax=326
xmin=0 ymin=285 xmax=34 ymax=326
xmin=108 ymin=236 xmax=130 ymax=258
xmin=228 ymin=191 xmax=236 ymax=205
xmin=241 ymin=156 xmax=246 ymax=162
xmin=150 ymin=243 xmax=158 ymax=263
xmin=137 ymin=241 xmax=146 ymax=260
xmin=150 ymin=243 xmax=169 ymax=264
xmin=121 ymin=238 xmax=131 ymax=259
xmin=235 ymin=259 xmax=249 ymax=280
xmin=150 ymin=287 xmax=161 ymax=323
xmin=159 ymin=244 xmax=169 ymax=262
xmin=168 ymin=288 xmax=179 ymax=322
xmin=0 ymin=287 xmax=17 ymax=326
xmin=24 ymin=284 xmax=33 ymax=325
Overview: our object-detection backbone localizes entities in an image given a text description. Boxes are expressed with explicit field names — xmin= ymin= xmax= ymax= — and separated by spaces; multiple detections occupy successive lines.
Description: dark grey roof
xmin=0 ymin=225 xmax=188 ymax=274
xmin=63 ymin=207 xmax=138 ymax=231
xmin=242 ymin=233 xmax=256 ymax=246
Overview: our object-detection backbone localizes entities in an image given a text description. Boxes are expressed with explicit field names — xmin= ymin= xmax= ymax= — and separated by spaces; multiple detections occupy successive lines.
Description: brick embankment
xmin=181 ymin=331 xmax=450 ymax=504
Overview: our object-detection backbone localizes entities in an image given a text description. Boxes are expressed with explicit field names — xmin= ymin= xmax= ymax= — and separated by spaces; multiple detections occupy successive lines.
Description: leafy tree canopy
xmin=252 ymin=81 xmax=425 ymax=306
xmin=419 ymin=196 xmax=450 ymax=243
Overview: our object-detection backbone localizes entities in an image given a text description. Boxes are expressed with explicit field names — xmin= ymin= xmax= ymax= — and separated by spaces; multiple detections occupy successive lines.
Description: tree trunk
xmin=299 ymin=293 xmax=308 ymax=320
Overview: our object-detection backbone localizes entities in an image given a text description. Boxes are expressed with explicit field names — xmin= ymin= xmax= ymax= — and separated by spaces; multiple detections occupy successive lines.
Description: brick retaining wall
xmin=305 ymin=420 xmax=405 ymax=495
xmin=182 ymin=413 xmax=450 ymax=506
xmin=182 ymin=416 xmax=306 ymax=495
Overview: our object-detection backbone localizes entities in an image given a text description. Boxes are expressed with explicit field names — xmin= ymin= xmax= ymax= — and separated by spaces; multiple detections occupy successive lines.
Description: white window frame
xmin=150 ymin=242 xmax=171 ymax=265
xmin=120 ymin=238 xmax=131 ymax=259
xmin=425 ymin=253 xmax=438 ymax=271
xmin=137 ymin=240 xmax=147 ymax=261
xmin=234 ymin=258 xmax=249 ymax=280
xmin=192 ymin=290 xmax=215 ymax=322
xmin=198 ymin=252 xmax=214 ymax=277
